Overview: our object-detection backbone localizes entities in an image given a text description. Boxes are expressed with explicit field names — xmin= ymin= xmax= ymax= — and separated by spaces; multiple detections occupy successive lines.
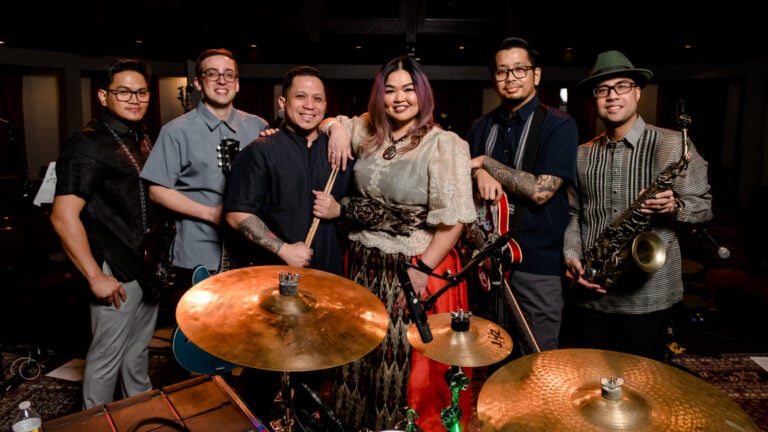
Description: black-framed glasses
xmin=201 ymin=70 xmax=238 ymax=82
xmin=107 ymin=88 xmax=150 ymax=102
xmin=494 ymin=66 xmax=535 ymax=81
xmin=593 ymin=82 xmax=637 ymax=98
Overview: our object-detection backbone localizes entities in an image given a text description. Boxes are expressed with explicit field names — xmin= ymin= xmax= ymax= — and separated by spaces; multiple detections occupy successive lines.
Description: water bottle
xmin=11 ymin=400 xmax=43 ymax=432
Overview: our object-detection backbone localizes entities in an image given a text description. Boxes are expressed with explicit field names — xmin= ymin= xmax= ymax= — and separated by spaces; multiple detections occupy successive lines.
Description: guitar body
xmin=171 ymin=265 xmax=239 ymax=375
xmin=470 ymin=192 xmax=523 ymax=291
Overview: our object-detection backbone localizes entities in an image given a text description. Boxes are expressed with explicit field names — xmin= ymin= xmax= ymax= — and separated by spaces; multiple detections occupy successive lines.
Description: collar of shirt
xmin=99 ymin=113 xmax=143 ymax=143
xmin=196 ymin=100 xmax=237 ymax=135
xmin=493 ymin=95 xmax=540 ymax=126
xmin=603 ymin=115 xmax=647 ymax=149
xmin=281 ymin=124 xmax=323 ymax=149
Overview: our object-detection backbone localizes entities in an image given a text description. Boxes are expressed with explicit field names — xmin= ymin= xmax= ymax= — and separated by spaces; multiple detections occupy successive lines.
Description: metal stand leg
xmin=270 ymin=371 xmax=294 ymax=432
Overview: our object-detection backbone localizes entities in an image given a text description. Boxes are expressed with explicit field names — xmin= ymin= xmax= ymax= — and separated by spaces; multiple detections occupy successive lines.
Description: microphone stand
xmin=407 ymin=230 xmax=517 ymax=311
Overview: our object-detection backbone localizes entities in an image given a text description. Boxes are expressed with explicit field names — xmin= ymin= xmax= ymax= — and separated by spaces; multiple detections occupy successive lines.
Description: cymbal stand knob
xmin=450 ymin=310 xmax=471 ymax=332
xmin=600 ymin=376 xmax=624 ymax=400
xmin=279 ymin=272 xmax=300 ymax=296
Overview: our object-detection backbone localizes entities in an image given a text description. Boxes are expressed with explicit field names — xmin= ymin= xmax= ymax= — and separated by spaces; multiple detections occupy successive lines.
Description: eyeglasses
xmin=107 ymin=89 xmax=150 ymax=102
xmin=593 ymin=82 xmax=637 ymax=98
xmin=201 ymin=70 xmax=238 ymax=82
xmin=494 ymin=66 xmax=535 ymax=81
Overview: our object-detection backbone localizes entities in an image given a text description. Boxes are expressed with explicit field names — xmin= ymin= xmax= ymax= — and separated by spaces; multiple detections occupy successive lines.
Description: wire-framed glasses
xmin=593 ymin=82 xmax=637 ymax=98
xmin=107 ymin=89 xmax=150 ymax=102
xmin=201 ymin=70 xmax=238 ymax=82
xmin=494 ymin=66 xmax=535 ymax=81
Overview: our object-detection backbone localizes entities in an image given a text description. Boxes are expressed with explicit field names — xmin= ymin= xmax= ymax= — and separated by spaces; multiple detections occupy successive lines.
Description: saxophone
xmin=582 ymin=108 xmax=692 ymax=289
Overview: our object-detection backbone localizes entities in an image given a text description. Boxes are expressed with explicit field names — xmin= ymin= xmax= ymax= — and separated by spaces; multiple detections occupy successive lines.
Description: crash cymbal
xmin=176 ymin=265 xmax=389 ymax=372
xmin=477 ymin=348 xmax=759 ymax=431
xmin=408 ymin=311 xmax=512 ymax=367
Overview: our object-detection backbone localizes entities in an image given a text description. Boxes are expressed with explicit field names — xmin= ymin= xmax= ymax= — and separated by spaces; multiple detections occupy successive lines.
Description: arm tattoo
xmin=237 ymin=215 xmax=284 ymax=254
xmin=483 ymin=157 xmax=564 ymax=205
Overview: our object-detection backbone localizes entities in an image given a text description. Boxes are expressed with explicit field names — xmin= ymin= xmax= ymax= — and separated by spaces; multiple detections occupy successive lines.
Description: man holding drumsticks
xmin=223 ymin=64 xmax=353 ymax=274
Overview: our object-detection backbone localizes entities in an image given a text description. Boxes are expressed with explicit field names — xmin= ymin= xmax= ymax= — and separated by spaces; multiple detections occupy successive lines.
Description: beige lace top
xmin=337 ymin=114 xmax=476 ymax=255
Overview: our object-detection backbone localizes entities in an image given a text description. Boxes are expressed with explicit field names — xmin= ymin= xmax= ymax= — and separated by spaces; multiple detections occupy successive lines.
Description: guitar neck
xmin=502 ymin=279 xmax=541 ymax=354
xmin=219 ymin=237 xmax=235 ymax=273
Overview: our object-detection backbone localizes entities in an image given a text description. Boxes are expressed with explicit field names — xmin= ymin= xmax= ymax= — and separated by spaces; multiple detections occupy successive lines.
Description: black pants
xmin=566 ymin=306 xmax=672 ymax=362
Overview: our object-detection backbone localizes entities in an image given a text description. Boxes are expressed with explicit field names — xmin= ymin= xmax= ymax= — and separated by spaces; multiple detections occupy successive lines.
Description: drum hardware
xmin=397 ymin=233 xmax=517 ymax=431
xmin=440 ymin=365 xmax=469 ymax=432
xmin=407 ymin=310 xmax=513 ymax=432
xmin=270 ymin=371 xmax=295 ymax=432
xmin=177 ymin=266 xmax=389 ymax=432
xmin=477 ymin=348 xmax=760 ymax=431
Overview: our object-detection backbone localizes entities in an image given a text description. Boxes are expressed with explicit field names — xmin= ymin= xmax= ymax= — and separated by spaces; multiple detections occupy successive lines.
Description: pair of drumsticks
xmin=304 ymin=166 xmax=339 ymax=245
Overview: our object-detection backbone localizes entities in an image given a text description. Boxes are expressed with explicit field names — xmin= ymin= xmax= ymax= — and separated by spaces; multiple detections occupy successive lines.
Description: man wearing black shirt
xmin=50 ymin=58 xmax=159 ymax=408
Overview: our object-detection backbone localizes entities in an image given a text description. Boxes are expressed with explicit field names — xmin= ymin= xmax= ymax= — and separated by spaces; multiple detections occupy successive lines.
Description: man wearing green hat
xmin=562 ymin=50 xmax=713 ymax=361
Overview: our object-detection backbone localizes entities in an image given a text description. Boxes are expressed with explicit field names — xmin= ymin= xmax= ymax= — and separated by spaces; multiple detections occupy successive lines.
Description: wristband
xmin=416 ymin=259 xmax=433 ymax=273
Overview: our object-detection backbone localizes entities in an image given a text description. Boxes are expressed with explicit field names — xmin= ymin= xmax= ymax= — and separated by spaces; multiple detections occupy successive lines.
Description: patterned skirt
xmin=332 ymin=240 xmax=473 ymax=431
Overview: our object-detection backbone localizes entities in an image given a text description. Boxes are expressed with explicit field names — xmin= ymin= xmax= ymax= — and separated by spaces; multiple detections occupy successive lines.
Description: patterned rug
xmin=0 ymin=344 xmax=190 ymax=431
xmin=671 ymin=353 xmax=768 ymax=430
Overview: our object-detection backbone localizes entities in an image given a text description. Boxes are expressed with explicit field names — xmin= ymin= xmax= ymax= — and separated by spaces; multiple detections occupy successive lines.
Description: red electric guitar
xmin=469 ymin=191 xmax=540 ymax=353
xmin=470 ymin=191 xmax=523 ymax=291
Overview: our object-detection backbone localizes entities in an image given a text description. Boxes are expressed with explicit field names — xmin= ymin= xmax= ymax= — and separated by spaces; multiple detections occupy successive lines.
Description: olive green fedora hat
xmin=578 ymin=50 xmax=653 ymax=89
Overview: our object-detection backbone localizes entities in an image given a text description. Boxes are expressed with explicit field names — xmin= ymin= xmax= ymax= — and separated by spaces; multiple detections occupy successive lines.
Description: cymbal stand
xmin=400 ymin=408 xmax=423 ymax=432
xmin=440 ymin=365 xmax=470 ymax=431
xmin=269 ymin=371 xmax=295 ymax=432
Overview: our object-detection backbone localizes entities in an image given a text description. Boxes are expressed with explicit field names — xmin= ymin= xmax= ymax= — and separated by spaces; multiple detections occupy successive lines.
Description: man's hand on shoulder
xmin=259 ymin=128 xmax=280 ymax=137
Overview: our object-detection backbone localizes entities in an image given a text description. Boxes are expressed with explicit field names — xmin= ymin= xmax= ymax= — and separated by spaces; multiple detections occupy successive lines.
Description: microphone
xmin=396 ymin=260 xmax=433 ymax=343
xmin=693 ymin=228 xmax=731 ymax=259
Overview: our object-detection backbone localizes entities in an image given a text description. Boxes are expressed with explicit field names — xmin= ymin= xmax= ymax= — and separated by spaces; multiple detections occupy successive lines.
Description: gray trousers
xmin=82 ymin=262 xmax=159 ymax=408
xmin=494 ymin=270 xmax=564 ymax=353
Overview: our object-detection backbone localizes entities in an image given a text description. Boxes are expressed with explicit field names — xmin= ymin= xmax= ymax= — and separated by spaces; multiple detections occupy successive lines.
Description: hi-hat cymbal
xmin=477 ymin=348 xmax=759 ymax=431
xmin=176 ymin=265 xmax=389 ymax=372
xmin=408 ymin=312 xmax=512 ymax=367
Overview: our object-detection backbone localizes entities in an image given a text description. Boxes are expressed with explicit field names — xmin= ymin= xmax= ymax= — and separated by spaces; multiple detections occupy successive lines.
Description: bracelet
xmin=471 ymin=168 xmax=479 ymax=178
xmin=416 ymin=259 xmax=433 ymax=273
xmin=322 ymin=119 xmax=337 ymax=135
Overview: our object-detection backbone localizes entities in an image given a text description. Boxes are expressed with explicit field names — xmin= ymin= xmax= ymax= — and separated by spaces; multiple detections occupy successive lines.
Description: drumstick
xmin=305 ymin=166 xmax=339 ymax=245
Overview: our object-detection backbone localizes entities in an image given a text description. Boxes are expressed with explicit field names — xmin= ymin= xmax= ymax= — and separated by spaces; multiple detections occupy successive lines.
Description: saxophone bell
xmin=581 ymin=231 xmax=666 ymax=290
xmin=628 ymin=231 xmax=666 ymax=273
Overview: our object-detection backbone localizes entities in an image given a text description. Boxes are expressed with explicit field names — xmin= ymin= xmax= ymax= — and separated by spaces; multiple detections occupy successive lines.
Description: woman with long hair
xmin=318 ymin=55 xmax=476 ymax=431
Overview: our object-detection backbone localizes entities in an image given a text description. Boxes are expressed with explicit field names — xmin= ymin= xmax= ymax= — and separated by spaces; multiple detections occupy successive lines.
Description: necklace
xmin=382 ymin=134 xmax=409 ymax=160
xmin=102 ymin=121 xmax=152 ymax=234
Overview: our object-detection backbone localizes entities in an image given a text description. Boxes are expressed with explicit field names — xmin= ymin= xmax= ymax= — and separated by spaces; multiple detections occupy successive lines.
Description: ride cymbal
xmin=477 ymin=348 xmax=759 ymax=431
xmin=176 ymin=265 xmax=389 ymax=371
xmin=408 ymin=311 xmax=512 ymax=367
